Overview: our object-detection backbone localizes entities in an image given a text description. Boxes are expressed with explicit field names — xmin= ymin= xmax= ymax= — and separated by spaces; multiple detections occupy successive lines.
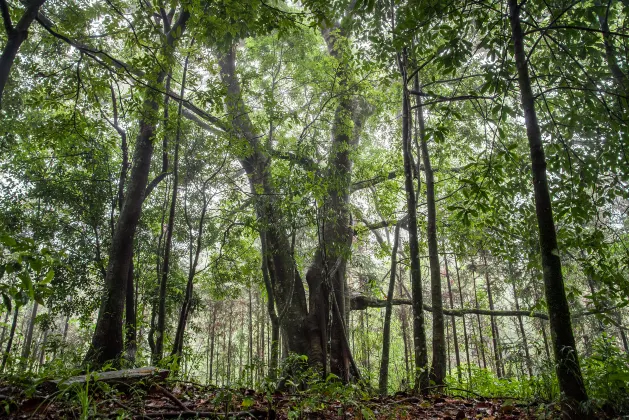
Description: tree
xmin=507 ymin=0 xmax=589 ymax=414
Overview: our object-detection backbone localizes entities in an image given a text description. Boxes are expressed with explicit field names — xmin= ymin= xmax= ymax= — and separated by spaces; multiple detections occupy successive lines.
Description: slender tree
xmin=508 ymin=0 xmax=589 ymax=413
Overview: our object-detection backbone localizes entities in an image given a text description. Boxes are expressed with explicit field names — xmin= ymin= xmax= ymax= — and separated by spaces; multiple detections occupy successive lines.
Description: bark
xmin=399 ymin=49 xmax=429 ymax=392
xmin=508 ymin=0 xmax=589 ymax=413
xmin=85 ymin=9 xmax=190 ymax=367
xmin=124 ymin=258 xmax=137 ymax=364
xmin=416 ymin=78 xmax=446 ymax=385
xmin=0 ymin=0 xmax=46 ymax=107
xmin=378 ymin=224 xmax=400 ymax=395
xmin=1 ymin=305 xmax=19 ymax=371
xmin=443 ymin=253 xmax=461 ymax=382
xmin=19 ymin=300 xmax=38 ymax=369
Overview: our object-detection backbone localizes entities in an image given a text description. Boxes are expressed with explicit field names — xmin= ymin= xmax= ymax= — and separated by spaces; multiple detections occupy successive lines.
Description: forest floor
xmin=0 ymin=377 xmax=602 ymax=419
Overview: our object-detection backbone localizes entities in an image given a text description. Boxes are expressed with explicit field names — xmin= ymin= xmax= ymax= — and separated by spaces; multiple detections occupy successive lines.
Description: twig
xmin=137 ymin=409 xmax=267 ymax=419
xmin=153 ymin=384 xmax=191 ymax=413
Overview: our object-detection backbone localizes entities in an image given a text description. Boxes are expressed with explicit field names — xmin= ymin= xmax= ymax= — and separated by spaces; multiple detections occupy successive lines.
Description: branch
xmin=525 ymin=25 xmax=629 ymax=39
xmin=140 ymin=409 xmax=269 ymax=419
xmin=0 ymin=0 xmax=12 ymax=34
xmin=144 ymin=172 xmax=171 ymax=201
xmin=269 ymin=149 xmax=319 ymax=172
xmin=349 ymin=295 xmax=621 ymax=320
xmin=408 ymin=90 xmax=495 ymax=105
xmin=350 ymin=170 xmax=398 ymax=192
xmin=35 ymin=12 xmax=226 ymax=134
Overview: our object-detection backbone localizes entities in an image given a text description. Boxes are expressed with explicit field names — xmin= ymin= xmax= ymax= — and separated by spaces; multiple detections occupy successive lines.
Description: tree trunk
xmin=219 ymin=30 xmax=368 ymax=380
xmin=0 ymin=0 xmax=46 ymax=107
xmin=226 ymin=306 xmax=233 ymax=387
xmin=508 ymin=1 xmax=589 ymax=413
xmin=37 ymin=328 xmax=48 ymax=371
xmin=1 ymin=305 xmax=19 ymax=371
xmin=85 ymin=10 xmax=190 ymax=367
xmin=471 ymin=266 xmax=487 ymax=369
xmin=416 ymin=78 xmax=446 ymax=386
xmin=399 ymin=267 xmax=411 ymax=387
xmin=125 ymin=259 xmax=136 ymax=364
xmin=400 ymin=50 xmax=429 ymax=393
xmin=0 ymin=310 xmax=10 ymax=348
xmin=454 ymin=254 xmax=472 ymax=384
xmin=379 ymin=224 xmax=401 ymax=395
xmin=19 ymin=300 xmax=38 ymax=369
xmin=510 ymin=266 xmax=532 ymax=377
xmin=482 ymin=252 xmax=503 ymax=378
xmin=443 ymin=253 xmax=461 ymax=382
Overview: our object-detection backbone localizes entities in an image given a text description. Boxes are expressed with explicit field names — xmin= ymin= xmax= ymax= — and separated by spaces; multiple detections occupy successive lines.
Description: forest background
xmin=0 ymin=0 xmax=628 ymax=418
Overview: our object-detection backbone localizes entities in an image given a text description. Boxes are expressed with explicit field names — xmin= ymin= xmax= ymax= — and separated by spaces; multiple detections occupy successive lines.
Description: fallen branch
xmin=153 ymin=384 xmax=191 ymax=413
xmin=138 ymin=408 xmax=269 ymax=419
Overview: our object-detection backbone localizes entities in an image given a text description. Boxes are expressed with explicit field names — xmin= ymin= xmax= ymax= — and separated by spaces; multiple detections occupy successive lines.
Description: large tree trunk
xmin=217 ymin=44 xmax=312 ymax=366
xmin=0 ymin=0 xmax=46 ymax=107
xmin=85 ymin=10 xmax=190 ymax=367
xmin=219 ymin=27 xmax=368 ymax=380
xmin=378 ymin=224 xmax=400 ymax=395
xmin=508 ymin=0 xmax=589 ymax=414
xmin=400 ymin=50 xmax=429 ymax=393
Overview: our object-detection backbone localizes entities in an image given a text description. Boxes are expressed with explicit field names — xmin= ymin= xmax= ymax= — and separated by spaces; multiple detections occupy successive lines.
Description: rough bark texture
xmin=508 ymin=0 xmax=589 ymax=414
xmin=0 ymin=0 xmax=46 ymax=107
xmin=84 ymin=9 xmax=190 ymax=367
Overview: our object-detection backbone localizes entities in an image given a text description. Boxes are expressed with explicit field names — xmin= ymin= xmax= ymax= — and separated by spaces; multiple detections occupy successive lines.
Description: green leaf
xmin=41 ymin=269 xmax=54 ymax=285
xmin=19 ymin=272 xmax=34 ymax=299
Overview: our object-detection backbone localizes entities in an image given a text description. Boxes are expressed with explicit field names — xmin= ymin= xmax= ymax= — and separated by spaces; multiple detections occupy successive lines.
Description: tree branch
xmin=349 ymin=295 xmax=622 ymax=320
xmin=145 ymin=172 xmax=171 ymax=201
xmin=0 ymin=0 xmax=12 ymax=34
